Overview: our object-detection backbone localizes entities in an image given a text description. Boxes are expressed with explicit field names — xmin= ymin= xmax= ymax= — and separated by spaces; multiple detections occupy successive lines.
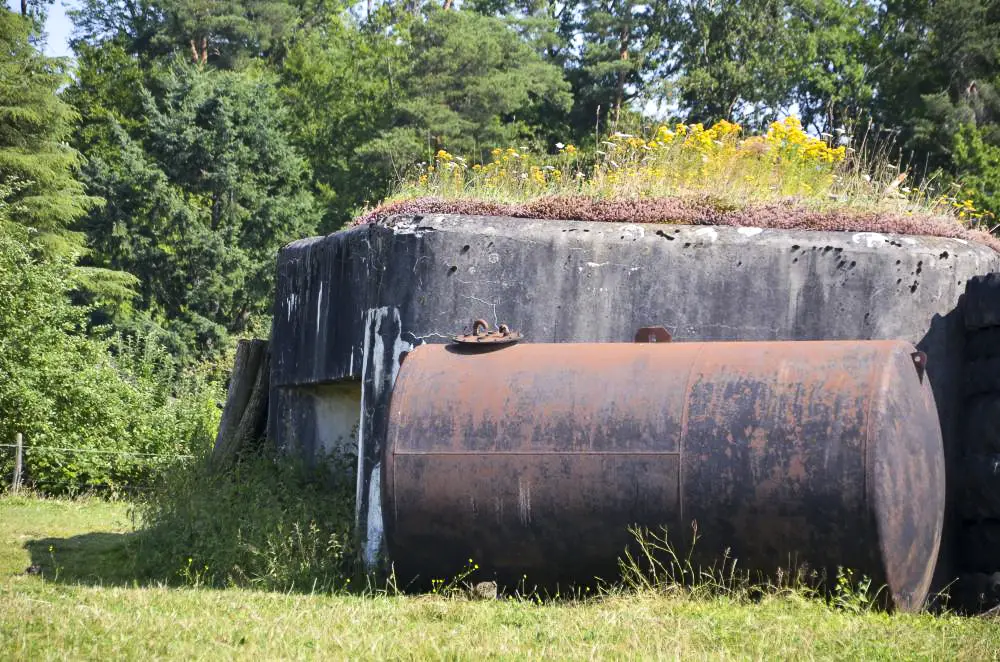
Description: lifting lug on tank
xmin=451 ymin=318 xmax=523 ymax=346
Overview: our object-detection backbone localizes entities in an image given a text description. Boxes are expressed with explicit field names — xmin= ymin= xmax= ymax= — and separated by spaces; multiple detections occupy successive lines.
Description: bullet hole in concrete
xmin=896 ymin=259 xmax=902 ymax=265
xmin=823 ymin=246 xmax=833 ymax=253
xmin=461 ymin=245 xmax=470 ymax=253
xmin=448 ymin=266 xmax=458 ymax=274
xmin=910 ymin=282 xmax=918 ymax=293
xmin=791 ymin=244 xmax=800 ymax=251
xmin=939 ymin=251 xmax=949 ymax=260
xmin=897 ymin=278 xmax=902 ymax=285
xmin=684 ymin=242 xmax=691 ymax=248
xmin=736 ymin=261 xmax=742 ymax=267
xmin=655 ymin=230 xmax=675 ymax=240
xmin=850 ymin=261 xmax=856 ymax=268
xmin=916 ymin=261 xmax=923 ymax=275
xmin=792 ymin=258 xmax=799 ymax=263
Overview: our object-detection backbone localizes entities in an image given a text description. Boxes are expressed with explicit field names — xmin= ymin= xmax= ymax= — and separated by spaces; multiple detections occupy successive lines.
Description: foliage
xmin=0 ymin=209 xmax=222 ymax=495
xmin=133 ymin=451 xmax=356 ymax=591
xmin=953 ymin=122 xmax=1000 ymax=229
xmin=69 ymin=0 xmax=299 ymax=67
xmin=870 ymin=0 xmax=1000 ymax=187
xmin=571 ymin=0 xmax=663 ymax=127
xmin=279 ymin=11 xmax=404 ymax=228
xmin=0 ymin=9 xmax=100 ymax=255
xmin=357 ymin=8 xmax=572 ymax=174
xmin=656 ymin=0 xmax=874 ymax=132
xmin=72 ymin=60 xmax=321 ymax=359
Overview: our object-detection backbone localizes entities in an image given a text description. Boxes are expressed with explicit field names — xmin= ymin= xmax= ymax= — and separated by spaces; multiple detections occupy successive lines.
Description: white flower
xmin=555 ymin=142 xmax=565 ymax=149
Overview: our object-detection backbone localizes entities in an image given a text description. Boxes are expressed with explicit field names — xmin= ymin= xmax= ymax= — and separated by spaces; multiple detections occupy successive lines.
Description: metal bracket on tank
xmin=451 ymin=319 xmax=523 ymax=346
xmin=911 ymin=351 xmax=928 ymax=383
xmin=634 ymin=326 xmax=673 ymax=343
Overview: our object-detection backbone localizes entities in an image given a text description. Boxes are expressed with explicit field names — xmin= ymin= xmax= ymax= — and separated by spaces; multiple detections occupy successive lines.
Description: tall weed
xmin=133 ymin=451 xmax=357 ymax=592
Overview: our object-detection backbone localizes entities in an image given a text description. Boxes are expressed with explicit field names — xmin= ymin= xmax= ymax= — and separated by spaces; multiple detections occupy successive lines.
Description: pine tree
xmin=0 ymin=9 xmax=100 ymax=254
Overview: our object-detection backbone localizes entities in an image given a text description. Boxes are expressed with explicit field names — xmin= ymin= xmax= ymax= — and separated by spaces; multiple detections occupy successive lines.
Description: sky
xmin=43 ymin=0 xmax=75 ymax=58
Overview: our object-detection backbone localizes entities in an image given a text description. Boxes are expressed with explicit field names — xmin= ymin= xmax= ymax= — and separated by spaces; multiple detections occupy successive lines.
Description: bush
xmin=0 ymin=220 xmax=222 ymax=494
xmin=133 ymin=451 xmax=357 ymax=592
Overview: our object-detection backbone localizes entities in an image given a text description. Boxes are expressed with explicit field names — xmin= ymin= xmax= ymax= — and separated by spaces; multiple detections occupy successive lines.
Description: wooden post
xmin=12 ymin=433 xmax=23 ymax=494
xmin=212 ymin=339 xmax=270 ymax=471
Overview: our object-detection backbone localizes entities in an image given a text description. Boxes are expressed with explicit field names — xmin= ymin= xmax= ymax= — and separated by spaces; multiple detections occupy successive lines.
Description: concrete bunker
xmin=268 ymin=213 xmax=1000 ymax=606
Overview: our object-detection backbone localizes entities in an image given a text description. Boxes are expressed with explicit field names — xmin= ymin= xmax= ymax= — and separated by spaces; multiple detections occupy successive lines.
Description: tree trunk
xmin=212 ymin=339 xmax=270 ymax=471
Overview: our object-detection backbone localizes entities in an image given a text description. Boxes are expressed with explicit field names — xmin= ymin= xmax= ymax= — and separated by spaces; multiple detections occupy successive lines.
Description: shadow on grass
xmin=24 ymin=532 xmax=165 ymax=587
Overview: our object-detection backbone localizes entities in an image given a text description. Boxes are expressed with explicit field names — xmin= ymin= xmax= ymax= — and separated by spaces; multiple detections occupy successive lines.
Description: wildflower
xmin=556 ymin=142 xmax=565 ymax=150
xmin=564 ymin=144 xmax=577 ymax=154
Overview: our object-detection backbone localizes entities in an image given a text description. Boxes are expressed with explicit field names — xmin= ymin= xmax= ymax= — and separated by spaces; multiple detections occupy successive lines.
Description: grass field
xmin=2 ymin=496 xmax=1000 ymax=660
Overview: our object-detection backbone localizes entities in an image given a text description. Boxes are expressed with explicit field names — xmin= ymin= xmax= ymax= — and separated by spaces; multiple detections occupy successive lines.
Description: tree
xmin=650 ymin=0 xmax=872 ymax=132
xmin=76 ymin=61 xmax=321 ymax=358
xmin=70 ymin=0 xmax=300 ymax=67
xmin=0 ymin=9 xmax=100 ymax=254
xmin=279 ymin=10 xmax=405 ymax=228
xmin=787 ymin=0 xmax=875 ymax=133
xmin=1 ymin=190 xmax=219 ymax=494
xmin=573 ymin=0 xmax=663 ymax=128
xmin=358 ymin=8 xmax=571 ymax=170
xmin=871 ymin=0 xmax=1000 ymax=173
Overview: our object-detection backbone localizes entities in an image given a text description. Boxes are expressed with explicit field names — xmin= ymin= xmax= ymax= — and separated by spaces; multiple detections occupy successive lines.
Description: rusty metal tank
xmin=382 ymin=339 xmax=945 ymax=611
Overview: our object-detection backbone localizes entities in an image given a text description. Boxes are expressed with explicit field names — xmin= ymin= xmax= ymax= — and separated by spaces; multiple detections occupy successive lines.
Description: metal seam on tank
xmin=678 ymin=342 xmax=707 ymax=531
xmin=393 ymin=450 xmax=683 ymax=456
xmin=860 ymin=343 xmax=890 ymax=535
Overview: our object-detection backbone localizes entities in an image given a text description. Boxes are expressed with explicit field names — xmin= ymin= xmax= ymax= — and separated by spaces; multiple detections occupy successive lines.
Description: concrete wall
xmin=269 ymin=213 xmax=1000 ymax=581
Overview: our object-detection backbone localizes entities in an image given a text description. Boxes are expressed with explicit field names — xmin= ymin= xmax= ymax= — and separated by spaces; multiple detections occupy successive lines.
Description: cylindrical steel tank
xmin=383 ymin=340 xmax=945 ymax=611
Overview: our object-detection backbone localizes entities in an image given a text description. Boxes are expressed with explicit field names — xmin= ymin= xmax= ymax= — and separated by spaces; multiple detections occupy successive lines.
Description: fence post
xmin=12 ymin=433 xmax=23 ymax=494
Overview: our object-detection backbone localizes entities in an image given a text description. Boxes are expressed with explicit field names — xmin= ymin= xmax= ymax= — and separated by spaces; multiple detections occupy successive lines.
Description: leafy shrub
xmin=0 ymin=217 xmax=222 ymax=494
xmin=133 ymin=451 xmax=357 ymax=592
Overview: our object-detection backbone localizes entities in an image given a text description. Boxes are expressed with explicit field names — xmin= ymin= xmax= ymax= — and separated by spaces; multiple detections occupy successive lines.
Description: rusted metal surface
xmin=634 ymin=326 xmax=672 ymax=343
xmin=451 ymin=319 xmax=523 ymax=346
xmin=383 ymin=340 xmax=945 ymax=611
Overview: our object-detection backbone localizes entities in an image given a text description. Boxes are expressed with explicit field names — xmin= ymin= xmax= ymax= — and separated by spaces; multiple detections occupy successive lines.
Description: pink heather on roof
xmin=354 ymin=195 xmax=1000 ymax=252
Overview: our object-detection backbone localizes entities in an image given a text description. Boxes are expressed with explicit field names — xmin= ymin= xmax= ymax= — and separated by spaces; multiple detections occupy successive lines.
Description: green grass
xmin=3 ymin=496 xmax=1000 ymax=660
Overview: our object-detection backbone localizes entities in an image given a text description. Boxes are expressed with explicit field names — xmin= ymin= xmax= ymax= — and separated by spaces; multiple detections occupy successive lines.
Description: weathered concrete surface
xmin=268 ymin=213 xmax=1000 ymax=585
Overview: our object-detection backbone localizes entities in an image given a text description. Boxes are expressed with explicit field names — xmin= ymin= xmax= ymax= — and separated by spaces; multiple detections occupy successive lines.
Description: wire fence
xmin=2 ymin=438 xmax=197 ymax=495
xmin=0 ymin=443 xmax=193 ymax=460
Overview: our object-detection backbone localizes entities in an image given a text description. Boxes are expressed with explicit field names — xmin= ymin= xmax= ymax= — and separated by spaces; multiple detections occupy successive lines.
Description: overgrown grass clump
xmin=132 ymin=451 xmax=357 ymax=592
xmin=360 ymin=117 xmax=999 ymax=248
